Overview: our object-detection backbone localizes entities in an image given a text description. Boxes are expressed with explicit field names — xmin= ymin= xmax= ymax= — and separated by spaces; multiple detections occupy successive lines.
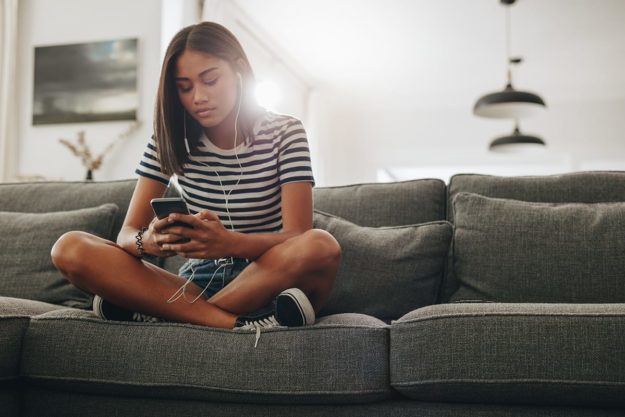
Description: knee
xmin=50 ymin=231 xmax=94 ymax=275
xmin=298 ymin=229 xmax=341 ymax=270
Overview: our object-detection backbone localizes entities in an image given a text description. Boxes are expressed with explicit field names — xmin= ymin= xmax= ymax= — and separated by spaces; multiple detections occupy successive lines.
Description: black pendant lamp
xmin=473 ymin=0 xmax=547 ymax=119
xmin=488 ymin=121 xmax=546 ymax=153
xmin=474 ymin=67 xmax=547 ymax=118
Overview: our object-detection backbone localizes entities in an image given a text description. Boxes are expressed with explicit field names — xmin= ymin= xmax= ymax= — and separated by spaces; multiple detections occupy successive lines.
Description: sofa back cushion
xmin=447 ymin=171 xmax=625 ymax=223
xmin=313 ymin=178 xmax=446 ymax=227
xmin=0 ymin=179 xmax=138 ymax=241
xmin=449 ymin=192 xmax=625 ymax=303
xmin=313 ymin=209 xmax=452 ymax=321
xmin=160 ymin=178 xmax=449 ymax=275
xmin=441 ymin=171 xmax=625 ymax=301
xmin=0 ymin=204 xmax=119 ymax=308
xmin=308 ymin=179 xmax=449 ymax=320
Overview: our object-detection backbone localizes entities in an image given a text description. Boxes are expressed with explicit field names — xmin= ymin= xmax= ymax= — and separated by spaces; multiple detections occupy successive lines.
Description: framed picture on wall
xmin=32 ymin=38 xmax=138 ymax=125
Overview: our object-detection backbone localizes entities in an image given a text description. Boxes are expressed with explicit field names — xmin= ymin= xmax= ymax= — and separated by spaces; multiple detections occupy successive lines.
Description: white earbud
xmin=183 ymin=108 xmax=191 ymax=154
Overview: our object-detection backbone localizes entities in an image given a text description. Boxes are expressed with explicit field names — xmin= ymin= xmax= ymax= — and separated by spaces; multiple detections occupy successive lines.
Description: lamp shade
xmin=474 ymin=83 xmax=546 ymax=119
xmin=489 ymin=125 xmax=546 ymax=153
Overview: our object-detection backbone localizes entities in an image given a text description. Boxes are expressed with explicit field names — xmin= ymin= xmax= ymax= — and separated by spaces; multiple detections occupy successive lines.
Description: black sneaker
xmin=233 ymin=306 xmax=283 ymax=348
xmin=232 ymin=288 xmax=315 ymax=347
xmin=233 ymin=309 xmax=281 ymax=329
xmin=92 ymin=295 xmax=163 ymax=323
xmin=275 ymin=287 xmax=316 ymax=327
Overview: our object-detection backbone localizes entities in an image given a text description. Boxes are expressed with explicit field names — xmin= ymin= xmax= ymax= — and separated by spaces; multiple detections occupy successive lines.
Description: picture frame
xmin=32 ymin=38 xmax=139 ymax=125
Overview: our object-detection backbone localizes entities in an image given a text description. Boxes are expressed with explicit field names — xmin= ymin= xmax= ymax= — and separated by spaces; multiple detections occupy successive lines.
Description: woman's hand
xmin=141 ymin=216 xmax=187 ymax=258
xmin=158 ymin=209 xmax=234 ymax=259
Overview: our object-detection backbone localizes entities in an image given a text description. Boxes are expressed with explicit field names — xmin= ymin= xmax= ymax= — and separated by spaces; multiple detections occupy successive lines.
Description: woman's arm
xmin=117 ymin=176 xmax=178 ymax=258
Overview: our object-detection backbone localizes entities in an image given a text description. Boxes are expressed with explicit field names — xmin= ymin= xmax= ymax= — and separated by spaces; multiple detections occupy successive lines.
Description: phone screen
xmin=150 ymin=198 xmax=193 ymax=228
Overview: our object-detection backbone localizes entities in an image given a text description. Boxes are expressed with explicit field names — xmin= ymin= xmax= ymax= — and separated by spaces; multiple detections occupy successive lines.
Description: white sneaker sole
xmin=92 ymin=295 xmax=105 ymax=318
xmin=276 ymin=287 xmax=316 ymax=326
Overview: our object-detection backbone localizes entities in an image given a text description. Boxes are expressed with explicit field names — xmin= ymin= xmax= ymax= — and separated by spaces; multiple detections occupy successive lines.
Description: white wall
xmin=16 ymin=0 xmax=163 ymax=181
xmin=12 ymin=1 xmax=625 ymax=186
xmin=202 ymin=2 xmax=313 ymax=125
xmin=309 ymin=86 xmax=625 ymax=186
xmin=13 ymin=0 xmax=316 ymax=183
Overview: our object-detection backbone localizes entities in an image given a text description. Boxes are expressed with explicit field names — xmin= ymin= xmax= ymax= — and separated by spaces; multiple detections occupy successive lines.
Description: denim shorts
xmin=177 ymin=257 xmax=251 ymax=300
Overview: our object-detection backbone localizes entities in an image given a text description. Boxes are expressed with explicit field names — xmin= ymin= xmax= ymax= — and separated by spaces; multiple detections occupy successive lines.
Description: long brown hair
xmin=154 ymin=21 xmax=265 ymax=176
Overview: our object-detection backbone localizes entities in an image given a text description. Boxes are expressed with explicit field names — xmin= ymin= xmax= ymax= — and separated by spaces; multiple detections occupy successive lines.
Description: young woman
xmin=51 ymin=21 xmax=341 ymax=344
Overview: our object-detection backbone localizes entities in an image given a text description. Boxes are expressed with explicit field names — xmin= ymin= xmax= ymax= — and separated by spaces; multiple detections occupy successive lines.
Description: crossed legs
xmin=51 ymin=229 xmax=341 ymax=329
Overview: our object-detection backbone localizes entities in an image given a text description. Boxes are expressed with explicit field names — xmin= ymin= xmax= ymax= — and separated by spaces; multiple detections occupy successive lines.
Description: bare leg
xmin=207 ymin=229 xmax=341 ymax=316
xmin=51 ymin=231 xmax=238 ymax=328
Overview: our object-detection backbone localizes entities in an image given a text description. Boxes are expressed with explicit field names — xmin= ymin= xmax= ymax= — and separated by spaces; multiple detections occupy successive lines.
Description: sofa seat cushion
xmin=390 ymin=302 xmax=625 ymax=408
xmin=0 ymin=388 xmax=19 ymax=417
xmin=0 ymin=296 xmax=67 ymax=383
xmin=20 ymin=309 xmax=391 ymax=405
xmin=21 ymin=388 xmax=625 ymax=417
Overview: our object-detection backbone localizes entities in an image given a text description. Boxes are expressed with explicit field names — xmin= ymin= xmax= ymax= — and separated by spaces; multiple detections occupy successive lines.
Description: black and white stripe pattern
xmin=135 ymin=111 xmax=315 ymax=234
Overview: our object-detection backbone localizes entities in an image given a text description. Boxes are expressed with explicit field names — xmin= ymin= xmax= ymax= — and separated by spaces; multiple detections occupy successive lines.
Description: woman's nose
xmin=193 ymin=89 xmax=209 ymax=104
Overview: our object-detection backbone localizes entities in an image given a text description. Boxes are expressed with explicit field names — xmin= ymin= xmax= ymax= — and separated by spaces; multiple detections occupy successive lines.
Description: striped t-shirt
xmin=135 ymin=110 xmax=316 ymax=234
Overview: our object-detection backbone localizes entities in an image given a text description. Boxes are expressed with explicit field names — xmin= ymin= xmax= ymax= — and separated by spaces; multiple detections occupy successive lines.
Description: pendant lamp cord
xmin=506 ymin=5 xmax=512 ymax=85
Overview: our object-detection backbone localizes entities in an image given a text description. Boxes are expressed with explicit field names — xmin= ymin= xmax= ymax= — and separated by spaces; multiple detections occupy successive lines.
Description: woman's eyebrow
xmin=175 ymin=67 xmax=219 ymax=81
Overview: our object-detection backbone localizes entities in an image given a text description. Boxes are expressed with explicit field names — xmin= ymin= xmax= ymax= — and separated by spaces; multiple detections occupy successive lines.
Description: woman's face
xmin=174 ymin=49 xmax=239 ymax=129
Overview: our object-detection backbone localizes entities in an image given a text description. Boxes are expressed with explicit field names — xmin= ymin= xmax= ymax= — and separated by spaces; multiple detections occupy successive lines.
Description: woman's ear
xmin=235 ymin=58 xmax=245 ymax=73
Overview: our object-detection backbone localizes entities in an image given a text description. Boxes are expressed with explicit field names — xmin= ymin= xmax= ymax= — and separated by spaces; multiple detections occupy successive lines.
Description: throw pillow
xmin=450 ymin=192 xmax=625 ymax=303
xmin=313 ymin=209 xmax=453 ymax=320
xmin=0 ymin=203 xmax=119 ymax=309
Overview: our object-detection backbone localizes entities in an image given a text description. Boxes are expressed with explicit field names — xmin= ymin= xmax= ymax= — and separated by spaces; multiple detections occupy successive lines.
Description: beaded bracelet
xmin=135 ymin=226 xmax=149 ymax=258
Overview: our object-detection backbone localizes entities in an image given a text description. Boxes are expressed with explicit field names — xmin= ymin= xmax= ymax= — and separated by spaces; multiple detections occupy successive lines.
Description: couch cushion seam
xmin=29 ymin=316 xmax=390 ymax=332
xmin=392 ymin=378 xmax=625 ymax=386
xmin=393 ymin=312 xmax=625 ymax=326
xmin=20 ymin=375 xmax=390 ymax=395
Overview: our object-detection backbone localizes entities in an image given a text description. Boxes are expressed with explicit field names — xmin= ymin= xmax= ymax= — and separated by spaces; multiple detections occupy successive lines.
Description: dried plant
xmin=58 ymin=122 xmax=141 ymax=171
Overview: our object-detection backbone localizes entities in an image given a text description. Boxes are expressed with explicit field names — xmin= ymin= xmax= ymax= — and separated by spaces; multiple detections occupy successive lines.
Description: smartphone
xmin=150 ymin=197 xmax=193 ymax=228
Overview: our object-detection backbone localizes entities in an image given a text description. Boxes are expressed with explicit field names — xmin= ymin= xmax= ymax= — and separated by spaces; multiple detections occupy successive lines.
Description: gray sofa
xmin=2 ymin=172 xmax=625 ymax=416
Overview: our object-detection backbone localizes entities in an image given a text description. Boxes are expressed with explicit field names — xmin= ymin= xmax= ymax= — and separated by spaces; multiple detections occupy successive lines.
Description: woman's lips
xmin=196 ymin=108 xmax=216 ymax=117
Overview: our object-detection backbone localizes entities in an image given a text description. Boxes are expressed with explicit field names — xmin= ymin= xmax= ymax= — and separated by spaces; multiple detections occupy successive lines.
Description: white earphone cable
xmin=166 ymin=73 xmax=245 ymax=304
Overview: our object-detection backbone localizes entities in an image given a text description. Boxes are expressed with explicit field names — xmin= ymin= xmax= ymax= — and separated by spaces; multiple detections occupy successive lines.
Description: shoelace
xmin=132 ymin=312 xmax=162 ymax=323
xmin=238 ymin=315 xmax=281 ymax=348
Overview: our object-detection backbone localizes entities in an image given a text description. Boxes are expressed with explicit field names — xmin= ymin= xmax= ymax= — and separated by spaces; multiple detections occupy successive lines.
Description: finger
xmin=159 ymin=233 xmax=189 ymax=244
xmin=152 ymin=230 xmax=177 ymax=244
xmin=153 ymin=217 xmax=172 ymax=233
xmin=167 ymin=213 xmax=203 ymax=228
xmin=161 ymin=240 xmax=200 ymax=253
xmin=197 ymin=209 xmax=220 ymax=221
xmin=161 ymin=225 xmax=201 ymax=240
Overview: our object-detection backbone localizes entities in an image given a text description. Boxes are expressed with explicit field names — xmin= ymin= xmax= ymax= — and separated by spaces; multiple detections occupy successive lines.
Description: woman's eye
xmin=177 ymin=78 xmax=217 ymax=92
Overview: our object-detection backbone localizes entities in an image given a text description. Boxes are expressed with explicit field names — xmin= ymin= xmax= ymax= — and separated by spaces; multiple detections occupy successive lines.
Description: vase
xmin=86 ymin=169 xmax=93 ymax=180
